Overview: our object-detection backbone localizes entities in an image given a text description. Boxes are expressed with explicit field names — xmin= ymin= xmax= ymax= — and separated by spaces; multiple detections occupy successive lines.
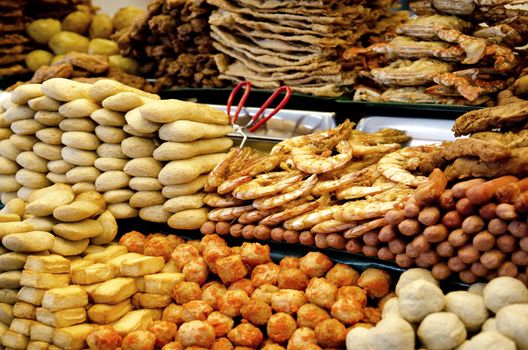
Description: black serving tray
xmin=116 ymin=218 xmax=469 ymax=292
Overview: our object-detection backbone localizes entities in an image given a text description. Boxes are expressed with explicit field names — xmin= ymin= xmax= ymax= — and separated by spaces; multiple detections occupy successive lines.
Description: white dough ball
xmin=366 ymin=317 xmax=415 ymax=350
xmin=467 ymin=283 xmax=486 ymax=296
xmin=398 ymin=279 xmax=445 ymax=323
xmin=346 ymin=326 xmax=370 ymax=349
xmin=417 ymin=312 xmax=466 ymax=350
xmin=382 ymin=297 xmax=401 ymax=319
xmin=481 ymin=318 xmax=497 ymax=332
xmin=396 ymin=268 xmax=439 ymax=295
xmin=445 ymin=291 xmax=488 ymax=331
xmin=464 ymin=331 xmax=515 ymax=350
xmin=483 ymin=277 xmax=528 ymax=313
xmin=496 ymin=304 xmax=528 ymax=350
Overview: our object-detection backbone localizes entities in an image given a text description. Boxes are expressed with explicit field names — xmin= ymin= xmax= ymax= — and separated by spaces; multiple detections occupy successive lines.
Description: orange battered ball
xmin=216 ymin=254 xmax=248 ymax=284
xmin=86 ymin=325 xmax=122 ymax=350
xmin=240 ymin=299 xmax=272 ymax=326
xmin=144 ymin=236 xmax=173 ymax=262
xmin=171 ymin=281 xmax=202 ymax=304
xmin=277 ymin=268 xmax=309 ymax=291
xmin=227 ymin=323 xmax=264 ymax=347
xmin=250 ymin=262 xmax=280 ymax=287
xmin=121 ymin=330 xmax=156 ymax=350
xmin=119 ymin=230 xmax=146 ymax=254
xmin=326 ymin=263 xmax=359 ymax=287
xmin=298 ymin=252 xmax=333 ymax=278
xmin=267 ymin=312 xmax=297 ymax=343
xmin=148 ymin=321 xmax=178 ymax=348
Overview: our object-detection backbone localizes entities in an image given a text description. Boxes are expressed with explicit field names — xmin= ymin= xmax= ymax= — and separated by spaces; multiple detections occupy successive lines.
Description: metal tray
xmin=116 ymin=218 xmax=469 ymax=292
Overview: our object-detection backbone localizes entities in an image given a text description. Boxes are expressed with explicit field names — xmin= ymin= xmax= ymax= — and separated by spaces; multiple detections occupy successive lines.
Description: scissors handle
xmin=247 ymin=85 xmax=292 ymax=133
xmin=226 ymin=81 xmax=251 ymax=124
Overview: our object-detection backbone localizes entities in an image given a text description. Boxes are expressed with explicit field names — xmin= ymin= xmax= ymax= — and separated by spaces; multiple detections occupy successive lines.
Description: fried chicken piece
xmin=55 ymin=52 xmax=108 ymax=74
xmin=453 ymin=101 xmax=528 ymax=136
xmin=30 ymin=63 xmax=74 ymax=83
xmin=471 ymin=129 xmax=528 ymax=148
xmin=445 ymin=147 xmax=528 ymax=180
xmin=497 ymin=90 xmax=525 ymax=106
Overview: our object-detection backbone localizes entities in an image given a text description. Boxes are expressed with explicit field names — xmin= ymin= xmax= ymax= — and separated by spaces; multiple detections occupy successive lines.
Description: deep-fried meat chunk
xmin=30 ymin=63 xmax=74 ymax=83
xmin=55 ymin=52 xmax=109 ymax=74
xmin=443 ymin=138 xmax=511 ymax=162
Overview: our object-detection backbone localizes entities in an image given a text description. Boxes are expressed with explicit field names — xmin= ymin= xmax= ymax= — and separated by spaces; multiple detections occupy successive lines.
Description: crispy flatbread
xmin=0 ymin=34 xmax=29 ymax=45
xmin=0 ymin=54 xmax=25 ymax=65
xmin=0 ymin=64 xmax=29 ymax=76
xmin=291 ymin=84 xmax=343 ymax=97
xmin=0 ymin=44 xmax=26 ymax=54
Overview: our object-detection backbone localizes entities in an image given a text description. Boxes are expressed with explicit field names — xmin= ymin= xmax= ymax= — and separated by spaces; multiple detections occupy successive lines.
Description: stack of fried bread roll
xmin=141 ymin=99 xmax=233 ymax=229
xmin=0 ymin=94 xmax=20 ymax=204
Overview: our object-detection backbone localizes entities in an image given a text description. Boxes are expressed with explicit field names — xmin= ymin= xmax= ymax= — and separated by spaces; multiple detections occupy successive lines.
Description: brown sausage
xmin=377 ymin=247 xmax=395 ymax=261
xmin=200 ymin=221 xmax=216 ymax=235
xmin=432 ymin=263 xmax=452 ymax=280
xmin=455 ymin=198 xmax=476 ymax=216
xmin=345 ymin=238 xmax=362 ymax=254
xmin=488 ymin=218 xmax=508 ymax=235
xmin=458 ymin=245 xmax=480 ymax=264
xmin=448 ymin=229 xmax=469 ymax=248
xmin=395 ymin=254 xmax=413 ymax=268
xmin=363 ymin=231 xmax=380 ymax=247
xmin=447 ymin=256 xmax=468 ymax=272
xmin=216 ymin=221 xmax=232 ymax=236
xmin=284 ymin=230 xmax=300 ymax=244
xmin=498 ymin=261 xmax=518 ymax=277
xmin=473 ymin=231 xmax=495 ymax=251
xmin=413 ymin=168 xmax=448 ymax=206
xmin=496 ymin=177 xmax=528 ymax=204
xmin=452 ymin=178 xmax=485 ymax=198
xmin=459 ymin=270 xmax=478 ymax=284
xmin=411 ymin=235 xmax=431 ymax=253
xmin=270 ymin=227 xmax=285 ymax=241
xmin=439 ymin=190 xmax=456 ymax=211
xmin=230 ymin=223 xmax=244 ymax=238
xmin=461 ymin=215 xmax=485 ymax=235
xmin=418 ymin=207 xmax=441 ymax=226
xmin=508 ymin=220 xmax=528 ymax=238
xmin=496 ymin=203 xmax=518 ymax=221
xmin=415 ymin=251 xmax=439 ymax=268
xmin=466 ymin=175 xmax=519 ymax=205
xmin=299 ymin=231 xmax=315 ymax=246
xmin=479 ymin=203 xmax=498 ymax=220
xmin=496 ymin=234 xmax=516 ymax=253
xmin=513 ymin=191 xmax=528 ymax=212
xmin=521 ymin=237 xmax=528 ymax=252
xmin=485 ymin=270 xmax=499 ymax=281
xmin=388 ymin=238 xmax=406 ymax=255
xmin=327 ymin=234 xmax=346 ymax=250
xmin=253 ymin=225 xmax=271 ymax=240
xmin=512 ymin=251 xmax=528 ymax=266
xmin=403 ymin=198 xmax=421 ymax=218
xmin=470 ymin=262 xmax=489 ymax=277
xmin=242 ymin=225 xmax=256 ymax=240
xmin=378 ymin=225 xmax=397 ymax=243
xmin=385 ymin=209 xmax=405 ymax=225
xmin=480 ymin=249 xmax=505 ymax=269
xmin=436 ymin=241 xmax=455 ymax=258
xmin=398 ymin=219 xmax=421 ymax=236
xmin=362 ymin=245 xmax=378 ymax=257
xmin=516 ymin=273 xmax=528 ymax=286
xmin=442 ymin=211 xmax=462 ymax=229
xmin=314 ymin=233 xmax=328 ymax=249
xmin=405 ymin=243 xmax=420 ymax=259
xmin=423 ymin=224 xmax=448 ymax=243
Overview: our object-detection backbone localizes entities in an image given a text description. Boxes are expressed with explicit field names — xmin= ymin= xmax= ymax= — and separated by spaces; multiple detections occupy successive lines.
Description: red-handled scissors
xmin=227 ymin=81 xmax=292 ymax=133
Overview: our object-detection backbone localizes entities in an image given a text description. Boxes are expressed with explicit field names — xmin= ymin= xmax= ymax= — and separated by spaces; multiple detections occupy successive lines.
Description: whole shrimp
xmin=292 ymin=140 xmax=353 ymax=174
xmin=344 ymin=218 xmax=388 ymax=238
xmin=239 ymin=209 xmax=277 ymax=224
xmin=217 ymin=175 xmax=252 ymax=195
xmin=238 ymin=154 xmax=282 ymax=177
xmin=203 ymin=193 xmax=247 ymax=208
xmin=377 ymin=147 xmax=428 ymax=187
xmin=232 ymin=173 xmax=303 ymax=200
xmin=207 ymin=205 xmax=254 ymax=222
xmin=259 ymin=197 xmax=324 ymax=227
xmin=283 ymin=205 xmax=340 ymax=231
xmin=335 ymin=200 xmax=400 ymax=222
xmin=205 ymin=148 xmax=241 ymax=192
xmin=311 ymin=219 xmax=356 ymax=234
xmin=312 ymin=168 xmax=369 ymax=196
xmin=336 ymin=183 xmax=395 ymax=200
xmin=253 ymin=174 xmax=318 ymax=210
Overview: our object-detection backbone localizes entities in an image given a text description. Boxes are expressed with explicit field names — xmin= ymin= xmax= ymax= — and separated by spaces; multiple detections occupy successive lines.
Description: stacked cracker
xmin=139 ymin=99 xmax=233 ymax=229
xmin=89 ymin=79 xmax=161 ymax=220
xmin=0 ymin=0 xmax=31 ymax=77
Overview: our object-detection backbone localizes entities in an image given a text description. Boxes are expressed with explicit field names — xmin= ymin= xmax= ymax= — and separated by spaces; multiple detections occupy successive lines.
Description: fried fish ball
xmin=171 ymin=281 xmax=202 ymax=304
xmin=287 ymin=327 xmax=317 ymax=350
xmin=240 ymin=299 xmax=272 ymax=326
xmin=144 ymin=236 xmax=173 ymax=262
xmin=148 ymin=320 xmax=177 ymax=348
xmin=119 ymin=230 xmax=146 ymax=254
xmin=266 ymin=312 xmax=297 ymax=343
xmin=162 ymin=304 xmax=185 ymax=324
xmin=218 ymin=290 xmax=250 ymax=317
xmin=161 ymin=341 xmax=184 ymax=350
xmin=279 ymin=257 xmax=298 ymax=269
xmin=338 ymin=286 xmax=368 ymax=307
xmin=261 ymin=343 xmax=285 ymax=350
xmin=171 ymin=244 xmax=200 ymax=271
xmin=216 ymin=254 xmax=248 ymax=285
xmin=177 ymin=320 xmax=215 ymax=348
xmin=240 ymin=242 xmax=270 ymax=266
xmin=271 ymin=289 xmax=307 ymax=314
xmin=314 ymin=318 xmax=347 ymax=348
xmin=277 ymin=268 xmax=309 ymax=291
xmin=183 ymin=258 xmax=209 ymax=285
xmin=228 ymin=278 xmax=254 ymax=296
xmin=207 ymin=311 xmax=234 ymax=337
xmin=166 ymin=234 xmax=185 ymax=249
xmin=331 ymin=297 xmax=365 ymax=325
xmin=251 ymin=262 xmax=280 ymax=287
xmin=296 ymin=303 xmax=330 ymax=329
xmin=86 ymin=325 xmax=122 ymax=350
xmin=326 ymin=263 xmax=359 ymax=287
xmin=202 ymin=282 xmax=226 ymax=310
xmin=363 ymin=307 xmax=382 ymax=324
xmin=251 ymin=284 xmax=279 ymax=305
xmin=357 ymin=268 xmax=391 ymax=298
xmin=228 ymin=323 xmax=264 ymax=348
xmin=211 ymin=337 xmax=234 ymax=350
xmin=122 ymin=330 xmax=156 ymax=350
xmin=305 ymin=277 xmax=338 ymax=309
xmin=298 ymin=252 xmax=333 ymax=278
xmin=203 ymin=244 xmax=231 ymax=274
xmin=199 ymin=234 xmax=227 ymax=249
xmin=182 ymin=300 xmax=213 ymax=322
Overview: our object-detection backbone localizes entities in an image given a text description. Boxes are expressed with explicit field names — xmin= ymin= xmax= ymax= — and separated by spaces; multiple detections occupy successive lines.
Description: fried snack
xmin=52 ymin=323 xmax=95 ymax=350
xmin=20 ymin=271 xmax=70 ymax=289
xmin=87 ymin=299 xmax=133 ymax=324
xmin=91 ymin=278 xmax=138 ymax=304
xmin=112 ymin=309 xmax=161 ymax=336
xmin=24 ymin=255 xmax=71 ymax=274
